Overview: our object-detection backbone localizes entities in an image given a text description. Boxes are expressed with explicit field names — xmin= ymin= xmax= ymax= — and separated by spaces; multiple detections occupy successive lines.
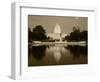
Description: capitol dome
xmin=54 ymin=23 xmax=61 ymax=34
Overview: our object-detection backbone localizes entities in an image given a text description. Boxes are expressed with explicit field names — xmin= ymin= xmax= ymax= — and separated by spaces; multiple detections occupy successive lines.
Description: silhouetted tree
xmin=65 ymin=26 xmax=87 ymax=42
xmin=32 ymin=25 xmax=47 ymax=41
xmin=28 ymin=28 xmax=32 ymax=42
xmin=65 ymin=35 xmax=70 ymax=41
xmin=69 ymin=26 xmax=80 ymax=41
xmin=80 ymin=31 xmax=88 ymax=41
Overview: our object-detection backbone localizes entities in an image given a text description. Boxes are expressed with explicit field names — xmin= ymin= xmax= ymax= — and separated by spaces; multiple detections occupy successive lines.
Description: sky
xmin=28 ymin=15 xmax=88 ymax=34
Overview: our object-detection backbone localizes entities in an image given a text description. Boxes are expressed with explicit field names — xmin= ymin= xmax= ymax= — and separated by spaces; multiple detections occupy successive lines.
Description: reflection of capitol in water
xmin=46 ymin=45 xmax=70 ymax=62
xmin=29 ymin=45 xmax=87 ymax=66
xmin=47 ymin=23 xmax=67 ymax=42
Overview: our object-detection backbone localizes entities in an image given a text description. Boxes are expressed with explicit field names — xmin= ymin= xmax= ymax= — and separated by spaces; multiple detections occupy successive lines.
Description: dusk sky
xmin=28 ymin=15 xmax=88 ymax=34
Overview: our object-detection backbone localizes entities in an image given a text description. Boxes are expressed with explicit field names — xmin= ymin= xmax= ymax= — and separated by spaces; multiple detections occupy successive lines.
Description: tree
xmin=32 ymin=25 xmax=47 ymax=41
xmin=65 ymin=26 xmax=87 ymax=42
xmin=80 ymin=31 xmax=87 ymax=41
xmin=70 ymin=26 xmax=80 ymax=41
xmin=28 ymin=28 xmax=32 ymax=42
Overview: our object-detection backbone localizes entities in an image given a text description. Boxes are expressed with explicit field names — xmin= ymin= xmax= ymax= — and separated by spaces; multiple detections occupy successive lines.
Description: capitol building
xmin=47 ymin=23 xmax=67 ymax=42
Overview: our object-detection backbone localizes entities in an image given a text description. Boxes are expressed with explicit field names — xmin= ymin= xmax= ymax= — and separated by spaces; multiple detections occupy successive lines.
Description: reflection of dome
xmin=54 ymin=23 xmax=61 ymax=34
xmin=52 ymin=46 xmax=62 ymax=62
xmin=53 ymin=51 xmax=61 ymax=62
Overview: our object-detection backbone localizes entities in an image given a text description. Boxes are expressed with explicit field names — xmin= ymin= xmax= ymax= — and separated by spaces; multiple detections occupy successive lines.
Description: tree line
xmin=28 ymin=25 xmax=88 ymax=42
xmin=65 ymin=26 xmax=87 ymax=42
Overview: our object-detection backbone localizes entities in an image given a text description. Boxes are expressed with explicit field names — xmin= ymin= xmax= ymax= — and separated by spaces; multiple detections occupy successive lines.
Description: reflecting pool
xmin=28 ymin=44 xmax=88 ymax=66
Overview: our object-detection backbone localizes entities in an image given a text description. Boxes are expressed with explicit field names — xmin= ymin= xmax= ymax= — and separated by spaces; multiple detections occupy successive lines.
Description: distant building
xmin=47 ymin=23 xmax=67 ymax=42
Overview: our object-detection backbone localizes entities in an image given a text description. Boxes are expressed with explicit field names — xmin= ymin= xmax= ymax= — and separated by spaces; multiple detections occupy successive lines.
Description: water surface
xmin=28 ymin=44 xmax=88 ymax=66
